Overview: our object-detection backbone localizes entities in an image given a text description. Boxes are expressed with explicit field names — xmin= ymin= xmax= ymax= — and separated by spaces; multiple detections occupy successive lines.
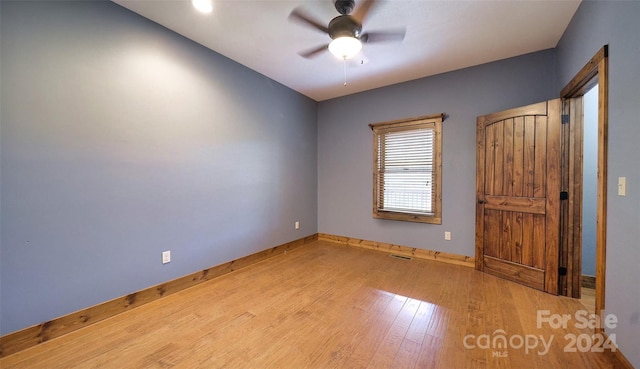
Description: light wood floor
xmin=0 ymin=241 xmax=627 ymax=368
xmin=580 ymin=287 xmax=596 ymax=315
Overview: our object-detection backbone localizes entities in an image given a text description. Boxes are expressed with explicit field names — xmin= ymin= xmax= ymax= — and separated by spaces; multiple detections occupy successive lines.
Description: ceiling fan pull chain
xmin=343 ymin=58 xmax=348 ymax=86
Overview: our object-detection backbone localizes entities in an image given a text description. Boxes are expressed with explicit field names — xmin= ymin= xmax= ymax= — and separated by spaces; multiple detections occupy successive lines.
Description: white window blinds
xmin=376 ymin=126 xmax=435 ymax=214
xmin=370 ymin=114 xmax=443 ymax=224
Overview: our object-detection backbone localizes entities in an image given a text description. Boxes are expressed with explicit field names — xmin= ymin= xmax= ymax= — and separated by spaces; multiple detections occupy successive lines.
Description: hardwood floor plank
xmin=367 ymin=297 xmax=421 ymax=368
xmin=414 ymin=334 xmax=444 ymax=369
xmin=390 ymin=300 xmax=436 ymax=368
xmin=307 ymin=285 xmax=394 ymax=367
xmin=346 ymin=294 xmax=409 ymax=368
xmin=316 ymin=289 xmax=397 ymax=369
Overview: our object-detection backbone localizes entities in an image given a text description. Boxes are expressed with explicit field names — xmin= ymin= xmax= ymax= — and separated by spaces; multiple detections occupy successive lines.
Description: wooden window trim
xmin=370 ymin=113 xmax=445 ymax=224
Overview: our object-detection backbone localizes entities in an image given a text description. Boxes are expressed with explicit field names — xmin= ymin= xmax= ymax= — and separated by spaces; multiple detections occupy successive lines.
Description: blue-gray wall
xmin=582 ymin=85 xmax=597 ymax=277
xmin=318 ymin=50 xmax=556 ymax=257
xmin=0 ymin=1 xmax=318 ymax=335
xmin=556 ymin=2 xmax=640 ymax=367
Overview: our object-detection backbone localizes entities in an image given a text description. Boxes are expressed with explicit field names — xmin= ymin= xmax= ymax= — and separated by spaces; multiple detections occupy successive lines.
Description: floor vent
xmin=389 ymin=254 xmax=412 ymax=261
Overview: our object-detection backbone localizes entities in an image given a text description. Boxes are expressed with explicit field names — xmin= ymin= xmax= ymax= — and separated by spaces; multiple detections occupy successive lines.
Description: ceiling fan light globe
xmin=328 ymin=37 xmax=362 ymax=60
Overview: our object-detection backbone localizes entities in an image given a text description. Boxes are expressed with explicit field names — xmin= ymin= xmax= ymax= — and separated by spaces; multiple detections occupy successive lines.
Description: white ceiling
xmin=113 ymin=0 xmax=581 ymax=102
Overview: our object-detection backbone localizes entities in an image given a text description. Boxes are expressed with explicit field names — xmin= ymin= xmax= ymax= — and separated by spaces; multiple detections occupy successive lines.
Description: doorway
xmin=558 ymin=46 xmax=608 ymax=322
xmin=581 ymin=84 xmax=598 ymax=313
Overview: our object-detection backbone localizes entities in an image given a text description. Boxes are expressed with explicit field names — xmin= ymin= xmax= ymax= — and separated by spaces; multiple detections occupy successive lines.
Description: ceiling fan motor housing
xmin=328 ymin=15 xmax=362 ymax=40
xmin=335 ymin=0 xmax=355 ymax=15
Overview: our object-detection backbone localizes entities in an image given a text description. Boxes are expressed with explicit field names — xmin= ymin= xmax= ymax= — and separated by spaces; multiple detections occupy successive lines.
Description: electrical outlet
xmin=162 ymin=250 xmax=171 ymax=264
xmin=444 ymin=232 xmax=451 ymax=241
xmin=295 ymin=221 xmax=300 ymax=230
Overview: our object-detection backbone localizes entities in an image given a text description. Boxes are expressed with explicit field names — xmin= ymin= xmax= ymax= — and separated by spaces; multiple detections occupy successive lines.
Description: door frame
xmin=559 ymin=45 xmax=608 ymax=321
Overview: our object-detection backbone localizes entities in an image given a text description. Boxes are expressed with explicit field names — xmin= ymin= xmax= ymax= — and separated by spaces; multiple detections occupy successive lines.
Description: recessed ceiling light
xmin=191 ymin=0 xmax=213 ymax=14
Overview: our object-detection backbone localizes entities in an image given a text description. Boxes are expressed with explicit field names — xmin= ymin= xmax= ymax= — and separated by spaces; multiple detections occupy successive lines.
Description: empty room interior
xmin=1 ymin=1 xmax=639 ymax=368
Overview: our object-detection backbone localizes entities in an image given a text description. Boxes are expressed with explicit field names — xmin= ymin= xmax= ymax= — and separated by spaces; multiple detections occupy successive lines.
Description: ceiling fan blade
xmin=289 ymin=8 xmax=329 ymax=34
xmin=351 ymin=0 xmax=379 ymax=25
xmin=361 ymin=29 xmax=406 ymax=43
xmin=298 ymin=44 xmax=329 ymax=58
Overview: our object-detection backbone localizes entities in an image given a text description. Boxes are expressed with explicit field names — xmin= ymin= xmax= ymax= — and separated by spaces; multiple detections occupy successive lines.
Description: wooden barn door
xmin=475 ymin=99 xmax=561 ymax=294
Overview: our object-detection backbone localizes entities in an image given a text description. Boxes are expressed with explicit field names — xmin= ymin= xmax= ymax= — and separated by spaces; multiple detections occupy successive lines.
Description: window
xmin=370 ymin=113 xmax=443 ymax=224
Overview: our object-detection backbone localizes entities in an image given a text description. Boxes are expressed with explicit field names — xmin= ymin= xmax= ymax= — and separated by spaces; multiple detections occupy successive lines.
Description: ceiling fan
xmin=289 ymin=0 xmax=405 ymax=60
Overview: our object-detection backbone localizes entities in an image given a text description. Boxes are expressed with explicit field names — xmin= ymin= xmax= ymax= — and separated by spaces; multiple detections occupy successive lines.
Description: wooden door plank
xmin=511 ymin=212 xmax=524 ymax=264
xmin=501 ymin=208 xmax=513 ymax=261
xmin=521 ymin=213 xmax=534 ymax=267
xmin=494 ymin=121 xmax=505 ymax=196
xmin=483 ymin=209 xmax=500 ymax=258
xmin=532 ymin=214 xmax=546 ymax=270
xmin=483 ymin=256 xmax=545 ymax=291
xmin=513 ymin=117 xmax=525 ymax=197
xmin=503 ymin=118 xmax=515 ymax=196
xmin=485 ymin=123 xmax=496 ymax=196
xmin=534 ymin=116 xmax=548 ymax=198
xmin=483 ymin=195 xmax=546 ymax=214
xmin=524 ymin=116 xmax=536 ymax=198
